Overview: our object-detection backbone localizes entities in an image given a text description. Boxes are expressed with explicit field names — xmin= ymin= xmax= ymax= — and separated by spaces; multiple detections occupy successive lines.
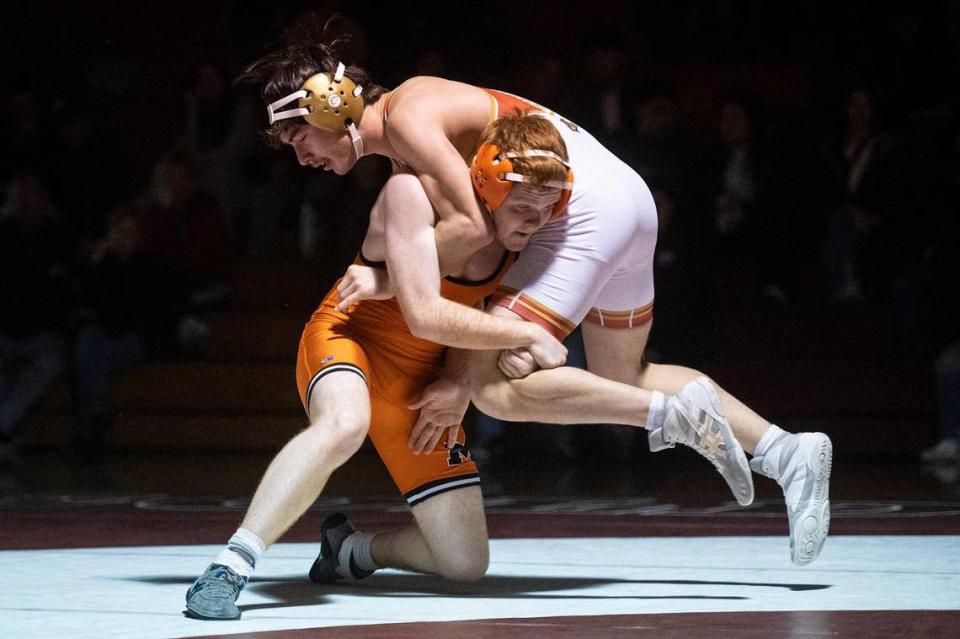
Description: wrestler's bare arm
xmin=384 ymin=84 xmax=494 ymax=274
xmin=467 ymin=305 xmax=652 ymax=426
xmin=407 ymin=345 xmax=473 ymax=454
xmin=383 ymin=176 xmax=564 ymax=363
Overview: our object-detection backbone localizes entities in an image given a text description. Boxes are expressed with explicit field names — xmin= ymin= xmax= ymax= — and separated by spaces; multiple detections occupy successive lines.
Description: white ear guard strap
xmin=500 ymin=172 xmax=573 ymax=190
xmin=267 ymin=90 xmax=308 ymax=124
xmin=501 ymin=149 xmax=571 ymax=169
xmin=347 ymin=121 xmax=364 ymax=159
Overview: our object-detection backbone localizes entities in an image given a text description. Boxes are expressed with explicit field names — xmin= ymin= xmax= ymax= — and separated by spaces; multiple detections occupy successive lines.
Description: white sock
xmin=644 ymin=391 xmax=666 ymax=431
xmin=215 ymin=528 xmax=266 ymax=579
xmin=754 ymin=425 xmax=787 ymax=458
xmin=338 ymin=531 xmax=379 ymax=574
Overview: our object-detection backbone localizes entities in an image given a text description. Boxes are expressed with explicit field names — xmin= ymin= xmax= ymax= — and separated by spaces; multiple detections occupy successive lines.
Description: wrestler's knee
xmin=434 ymin=542 xmax=489 ymax=582
xmin=471 ymin=383 xmax=514 ymax=421
xmin=468 ymin=355 xmax=513 ymax=420
xmin=305 ymin=411 xmax=368 ymax=463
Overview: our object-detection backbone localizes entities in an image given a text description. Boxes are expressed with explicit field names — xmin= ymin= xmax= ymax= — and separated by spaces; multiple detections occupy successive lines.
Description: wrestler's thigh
xmin=307 ymin=370 xmax=371 ymax=430
xmin=410 ymin=485 xmax=488 ymax=559
xmin=582 ymin=321 xmax=702 ymax=395
xmin=581 ymin=320 xmax=652 ymax=385
xmin=369 ymin=392 xmax=479 ymax=507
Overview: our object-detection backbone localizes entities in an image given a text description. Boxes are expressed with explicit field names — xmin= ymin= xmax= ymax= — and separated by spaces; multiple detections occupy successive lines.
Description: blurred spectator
xmin=180 ymin=61 xmax=262 ymax=245
xmin=520 ymin=51 xmax=573 ymax=115
xmin=569 ymin=34 xmax=633 ymax=160
xmin=144 ymin=151 xmax=231 ymax=308
xmin=706 ymin=93 xmax=758 ymax=252
xmin=301 ymin=155 xmax=387 ymax=280
xmin=700 ymin=90 xmax=790 ymax=303
xmin=626 ymin=83 xmax=708 ymax=361
xmin=0 ymin=171 xmax=71 ymax=462
xmin=819 ymin=86 xmax=899 ymax=305
xmin=916 ymin=202 xmax=960 ymax=465
xmin=72 ymin=204 xmax=188 ymax=461
xmin=241 ymin=153 xmax=303 ymax=261
xmin=626 ymin=83 xmax=694 ymax=186
xmin=923 ymin=341 xmax=960 ymax=465
xmin=0 ymin=88 xmax=51 ymax=182
xmin=44 ymin=106 xmax=125 ymax=245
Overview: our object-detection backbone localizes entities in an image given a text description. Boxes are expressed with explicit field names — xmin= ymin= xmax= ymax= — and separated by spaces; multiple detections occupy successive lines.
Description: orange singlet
xmin=296 ymin=251 xmax=516 ymax=506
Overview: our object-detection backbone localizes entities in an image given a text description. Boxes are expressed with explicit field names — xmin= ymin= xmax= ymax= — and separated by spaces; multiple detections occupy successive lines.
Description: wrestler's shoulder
xmin=387 ymin=77 xmax=486 ymax=116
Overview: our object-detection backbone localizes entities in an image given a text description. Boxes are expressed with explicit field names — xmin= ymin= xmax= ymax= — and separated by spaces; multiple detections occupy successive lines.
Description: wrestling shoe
xmin=751 ymin=432 xmax=833 ymax=566
xmin=309 ymin=513 xmax=376 ymax=583
xmin=648 ymin=377 xmax=754 ymax=506
xmin=184 ymin=563 xmax=248 ymax=620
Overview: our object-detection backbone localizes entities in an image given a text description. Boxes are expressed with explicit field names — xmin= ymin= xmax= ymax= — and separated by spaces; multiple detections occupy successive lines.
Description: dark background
xmin=2 ymin=1 xmax=959 ymax=496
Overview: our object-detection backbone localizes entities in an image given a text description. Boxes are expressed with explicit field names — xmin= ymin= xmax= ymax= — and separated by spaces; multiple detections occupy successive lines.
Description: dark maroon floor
xmin=2 ymin=450 xmax=957 ymax=638
xmin=186 ymin=610 xmax=960 ymax=639
xmin=2 ymin=448 xmax=959 ymax=549
xmin=2 ymin=497 xmax=959 ymax=550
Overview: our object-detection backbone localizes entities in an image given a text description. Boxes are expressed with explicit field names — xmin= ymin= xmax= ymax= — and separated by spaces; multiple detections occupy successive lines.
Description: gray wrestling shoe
xmin=309 ymin=513 xmax=375 ymax=583
xmin=648 ymin=377 xmax=754 ymax=506
xmin=184 ymin=563 xmax=248 ymax=620
xmin=751 ymin=431 xmax=833 ymax=566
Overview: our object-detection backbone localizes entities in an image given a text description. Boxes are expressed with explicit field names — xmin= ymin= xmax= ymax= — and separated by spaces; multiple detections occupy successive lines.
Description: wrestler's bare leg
xmin=469 ymin=306 xmax=753 ymax=505
xmin=371 ymin=486 xmax=489 ymax=581
xmin=580 ymin=321 xmax=770 ymax=453
xmin=241 ymin=371 xmax=371 ymax=546
xmin=186 ymin=371 xmax=371 ymax=619
xmin=469 ymin=310 xmax=654 ymax=426
xmin=580 ymin=320 xmax=831 ymax=566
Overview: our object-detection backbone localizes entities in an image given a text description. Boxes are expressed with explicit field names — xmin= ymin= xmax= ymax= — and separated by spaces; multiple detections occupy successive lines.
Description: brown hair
xmin=236 ymin=17 xmax=385 ymax=147
xmin=478 ymin=110 xmax=569 ymax=184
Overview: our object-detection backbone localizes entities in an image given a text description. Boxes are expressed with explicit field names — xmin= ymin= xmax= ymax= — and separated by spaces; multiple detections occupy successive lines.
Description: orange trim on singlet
xmin=585 ymin=302 xmax=655 ymax=329
xmin=490 ymin=286 xmax=575 ymax=340
xmin=483 ymin=89 xmax=545 ymax=121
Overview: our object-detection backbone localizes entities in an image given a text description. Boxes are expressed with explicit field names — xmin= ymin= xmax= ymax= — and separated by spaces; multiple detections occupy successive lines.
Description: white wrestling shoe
xmin=751 ymin=432 xmax=833 ymax=566
xmin=648 ymin=377 xmax=754 ymax=507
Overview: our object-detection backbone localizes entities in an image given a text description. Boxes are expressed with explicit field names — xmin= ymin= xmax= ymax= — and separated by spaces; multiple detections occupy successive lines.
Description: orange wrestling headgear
xmin=470 ymin=144 xmax=573 ymax=219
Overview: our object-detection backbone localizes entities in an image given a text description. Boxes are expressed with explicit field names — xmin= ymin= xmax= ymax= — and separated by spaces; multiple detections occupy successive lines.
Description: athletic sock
xmin=644 ymin=391 xmax=666 ymax=432
xmin=338 ymin=531 xmax=379 ymax=573
xmin=215 ymin=528 xmax=266 ymax=579
xmin=754 ymin=424 xmax=788 ymax=458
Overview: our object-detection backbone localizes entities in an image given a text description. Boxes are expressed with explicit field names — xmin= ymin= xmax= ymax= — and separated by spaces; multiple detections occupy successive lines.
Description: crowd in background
xmin=1 ymin=1 xmax=958 ymax=466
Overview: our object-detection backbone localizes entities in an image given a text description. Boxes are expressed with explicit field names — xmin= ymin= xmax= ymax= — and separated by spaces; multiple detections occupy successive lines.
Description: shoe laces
xmin=677 ymin=403 xmax=726 ymax=470
xmin=196 ymin=567 xmax=244 ymax=599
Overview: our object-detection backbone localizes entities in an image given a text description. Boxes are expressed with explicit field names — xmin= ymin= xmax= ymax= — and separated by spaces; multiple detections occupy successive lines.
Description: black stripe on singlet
xmin=444 ymin=250 xmax=513 ymax=286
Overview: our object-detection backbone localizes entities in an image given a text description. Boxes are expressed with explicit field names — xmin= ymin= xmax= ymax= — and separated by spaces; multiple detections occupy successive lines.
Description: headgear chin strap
xmin=471 ymin=144 xmax=574 ymax=218
xmin=267 ymin=61 xmax=366 ymax=159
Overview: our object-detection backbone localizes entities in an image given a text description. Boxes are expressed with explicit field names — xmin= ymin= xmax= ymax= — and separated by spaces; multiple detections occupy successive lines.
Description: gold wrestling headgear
xmin=266 ymin=61 xmax=366 ymax=158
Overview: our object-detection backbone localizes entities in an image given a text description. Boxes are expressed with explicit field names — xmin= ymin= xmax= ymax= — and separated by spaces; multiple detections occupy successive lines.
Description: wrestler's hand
xmin=408 ymin=376 xmax=470 ymax=455
xmin=527 ymin=327 xmax=567 ymax=370
xmin=498 ymin=348 xmax=537 ymax=379
xmin=335 ymin=264 xmax=394 ymax=312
